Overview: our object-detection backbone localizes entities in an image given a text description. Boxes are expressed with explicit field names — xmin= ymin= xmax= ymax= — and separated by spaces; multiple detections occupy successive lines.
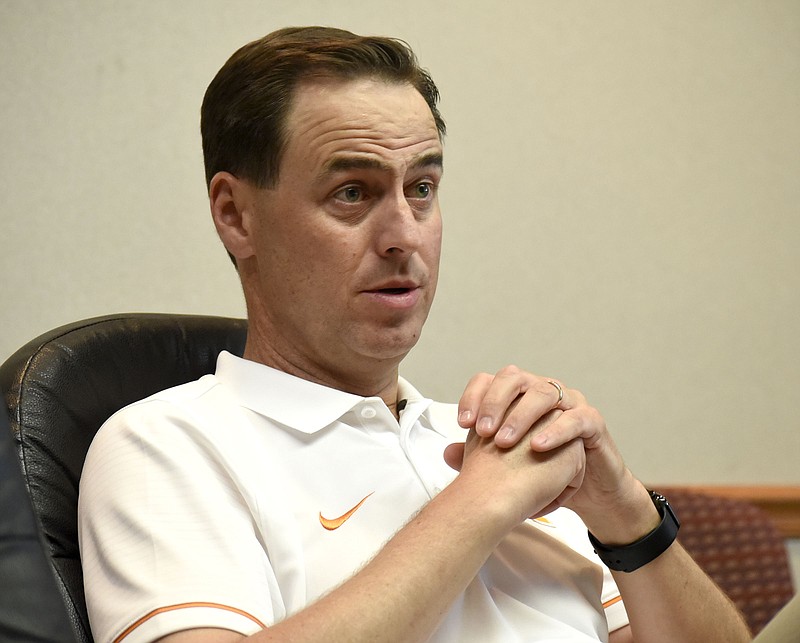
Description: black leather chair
xmin=1 ymin=406 xmax=75 ymax=642
xmin=0 ymin=313 xmax=248 ymax=643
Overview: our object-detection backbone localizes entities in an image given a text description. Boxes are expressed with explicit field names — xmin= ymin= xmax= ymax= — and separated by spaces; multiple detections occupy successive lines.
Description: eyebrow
xmin=319 ymin=151 xmax=444 ymax=179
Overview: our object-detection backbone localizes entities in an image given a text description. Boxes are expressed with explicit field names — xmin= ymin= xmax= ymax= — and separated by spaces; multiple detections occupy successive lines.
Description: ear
xmin=209 ymin=171 xmax=258 ymax=261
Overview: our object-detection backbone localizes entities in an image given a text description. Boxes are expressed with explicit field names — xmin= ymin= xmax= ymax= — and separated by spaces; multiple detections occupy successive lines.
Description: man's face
xmin=242 ymin=77 xmax=443 ymax=387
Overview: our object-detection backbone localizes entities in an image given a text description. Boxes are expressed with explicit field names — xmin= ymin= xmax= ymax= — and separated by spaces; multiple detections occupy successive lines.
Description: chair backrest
xmin=1 ymin=406 xmax=76 ymax=642
xmin=752 ymin=591 xmax=800 ymax=642
xmin=0 ymin=313 xmax=248 ymax=643
xmin=659 ymin=487 xmax=796 ymax=635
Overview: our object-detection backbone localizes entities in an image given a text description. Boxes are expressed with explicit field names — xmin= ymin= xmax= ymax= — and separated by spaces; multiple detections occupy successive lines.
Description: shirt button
xmin=360 ymin=406 xmax=377 ymax=419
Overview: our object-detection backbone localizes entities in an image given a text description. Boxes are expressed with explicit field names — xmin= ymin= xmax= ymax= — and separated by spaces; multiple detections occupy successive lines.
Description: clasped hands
xmin=443 ymin=365 xmax=632 ymax=531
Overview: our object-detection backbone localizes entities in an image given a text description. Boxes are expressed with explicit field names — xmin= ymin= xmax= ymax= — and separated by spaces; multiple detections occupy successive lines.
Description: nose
xmin=375 ymin=191 xmax=423 ymax=257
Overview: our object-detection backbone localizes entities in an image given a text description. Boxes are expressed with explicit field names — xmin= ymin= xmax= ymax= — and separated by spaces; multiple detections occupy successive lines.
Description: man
xmin=78 ymin=27 xmax=750 ymax=642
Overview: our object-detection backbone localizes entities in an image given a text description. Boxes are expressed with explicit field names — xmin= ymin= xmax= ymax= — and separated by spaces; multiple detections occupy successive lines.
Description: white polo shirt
xmin=78 ymin=352 xmax=628 ymax=643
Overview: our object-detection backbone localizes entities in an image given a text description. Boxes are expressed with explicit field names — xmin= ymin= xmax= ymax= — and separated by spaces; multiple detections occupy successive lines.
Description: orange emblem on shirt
xmin=319 ymin=492 xmax=374 ymax=531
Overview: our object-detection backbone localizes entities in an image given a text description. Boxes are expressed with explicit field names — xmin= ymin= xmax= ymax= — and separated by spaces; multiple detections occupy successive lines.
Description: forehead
xmin=281 ymin=77 xmax=443 ymax=175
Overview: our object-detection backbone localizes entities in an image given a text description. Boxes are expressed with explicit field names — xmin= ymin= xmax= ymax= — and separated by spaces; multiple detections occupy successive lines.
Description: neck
xmin=242 ymin=333 xmax=402 ymax=414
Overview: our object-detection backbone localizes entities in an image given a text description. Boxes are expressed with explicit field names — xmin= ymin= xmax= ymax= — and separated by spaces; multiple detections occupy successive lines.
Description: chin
xmin=344 ymin=314 xmax=428 ymax=361
xmin=358 ymin=331 xmax=422 ymax=363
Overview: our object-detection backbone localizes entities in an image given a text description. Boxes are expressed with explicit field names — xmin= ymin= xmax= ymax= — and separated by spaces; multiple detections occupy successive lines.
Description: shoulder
xmin=96 ymin=374 xmax=229 ymax=436
xmin=83 ymin=373 xmax=246 ymax=480
xmin=79 ymin=372 xmax=259 ymax=530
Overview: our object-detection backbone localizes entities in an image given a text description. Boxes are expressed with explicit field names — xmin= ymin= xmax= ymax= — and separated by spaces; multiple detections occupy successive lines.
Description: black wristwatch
xmin=588 ymin=490 xmax=680 ymax=573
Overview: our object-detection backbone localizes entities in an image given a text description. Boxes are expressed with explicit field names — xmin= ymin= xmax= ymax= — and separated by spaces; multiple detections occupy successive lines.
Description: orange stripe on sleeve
xmin=602 ymin=595 xmax=623 ymax=610
xmin=114 ymin=602 xmax=267 ymax=642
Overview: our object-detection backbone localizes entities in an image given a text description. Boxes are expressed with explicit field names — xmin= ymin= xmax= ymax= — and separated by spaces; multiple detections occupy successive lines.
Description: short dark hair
xmin=201 ymin=26 xmax=446 ymax=190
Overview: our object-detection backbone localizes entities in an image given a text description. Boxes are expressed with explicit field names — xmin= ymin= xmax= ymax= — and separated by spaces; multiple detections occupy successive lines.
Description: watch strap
xmin=588 ymin=490 xmax=680 ymax=573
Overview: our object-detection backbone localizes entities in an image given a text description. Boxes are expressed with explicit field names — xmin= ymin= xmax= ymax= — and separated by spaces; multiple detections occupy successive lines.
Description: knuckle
xmin=497 ymin=364 xmax=522 ymax=379
xmin=572 ymin=405 xmax=605 ymax=435
xmin=468 ymin=372 xmax=493 ymax=387
xmin=584 ymin=405 xmax=604 ymax=427
xmin=462 ymin=373 xmax=493 ymax=399
xmin=535 ymin=380 xmax=554 ymax=395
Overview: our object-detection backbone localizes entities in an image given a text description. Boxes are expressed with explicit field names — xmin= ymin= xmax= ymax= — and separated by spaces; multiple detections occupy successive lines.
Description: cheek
xmin=425 ymin=218 xmax=444 ymax=265
xmin=300 ymin=241 xmax=361 ymax=294
xmin=306 ymin=225 xmax=364 ymax=269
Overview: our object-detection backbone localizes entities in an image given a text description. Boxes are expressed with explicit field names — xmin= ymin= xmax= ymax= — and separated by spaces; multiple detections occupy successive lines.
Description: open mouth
xmin=378 ymin=287 xmax=412 ymax=295
xmin=362 ymin=284 xmax=421 ymax=308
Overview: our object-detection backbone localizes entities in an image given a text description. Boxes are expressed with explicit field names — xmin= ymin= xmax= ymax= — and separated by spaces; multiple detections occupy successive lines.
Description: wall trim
xmin=658 ymin=485 xmax=800 ymax=539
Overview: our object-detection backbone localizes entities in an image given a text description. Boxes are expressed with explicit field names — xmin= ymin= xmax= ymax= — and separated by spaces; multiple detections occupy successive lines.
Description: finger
xmin=443 ymin=442 xmax=465 ymax=471
xmin=493 ymin=379 xmax=584 ymax=448
xmin=457 ymin=372 xmax=494 ymax=428
xmin=492 ymin=379 xmax=578 ymax=448
xmin=530 ymin=404 xmax=605 ymax=452
xmin=473 ymin=365 xmax=539 ymax=438
xmin=531 ymin=440 xmax=586 ymax=517
xmin=494 ymin=406 xmax=562 ymax=449
xmin=553 ymin=380 xmax=587 ymax=411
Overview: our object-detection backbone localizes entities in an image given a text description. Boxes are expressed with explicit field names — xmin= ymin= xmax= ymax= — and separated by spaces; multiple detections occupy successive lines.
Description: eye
xmin=334 ymin=185 xmax=364 ymax=203
xmin=407 ymin=181 xmax=434 ymax=200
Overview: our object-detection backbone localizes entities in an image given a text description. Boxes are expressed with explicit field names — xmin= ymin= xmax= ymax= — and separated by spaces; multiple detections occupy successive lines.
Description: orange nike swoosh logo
xmin=534 ymin=516 xmax=556 ymax=528
xmin=319 ymin=492 xmax=374 ymax=531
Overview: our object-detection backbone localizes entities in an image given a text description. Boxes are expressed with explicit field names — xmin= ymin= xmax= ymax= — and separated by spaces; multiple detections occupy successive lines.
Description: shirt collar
xmin=215 ymin=351 xmax=437 ymax=435
xmin=395 ymin=377 xmax=444 ymax=435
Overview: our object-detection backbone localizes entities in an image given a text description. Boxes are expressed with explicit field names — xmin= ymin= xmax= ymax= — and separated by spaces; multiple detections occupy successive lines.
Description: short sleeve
xmin=78 ymin=395 xmax=279 ymax=643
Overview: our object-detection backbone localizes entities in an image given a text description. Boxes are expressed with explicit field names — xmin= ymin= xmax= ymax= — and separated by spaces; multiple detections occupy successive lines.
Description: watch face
xmin=663 ymin=499 xmax=680 ymax=529
xmin=650 ymin=490 xmax=680 ymax=528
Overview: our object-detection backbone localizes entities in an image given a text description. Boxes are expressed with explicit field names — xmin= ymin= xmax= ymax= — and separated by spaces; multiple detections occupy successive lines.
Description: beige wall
xmin=2 ymin=1 xmax=799 ymax=484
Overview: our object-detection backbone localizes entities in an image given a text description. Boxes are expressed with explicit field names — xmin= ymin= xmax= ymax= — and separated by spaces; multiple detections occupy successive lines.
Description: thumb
xmin=443 ymin=442 xmax=465 ymax=471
